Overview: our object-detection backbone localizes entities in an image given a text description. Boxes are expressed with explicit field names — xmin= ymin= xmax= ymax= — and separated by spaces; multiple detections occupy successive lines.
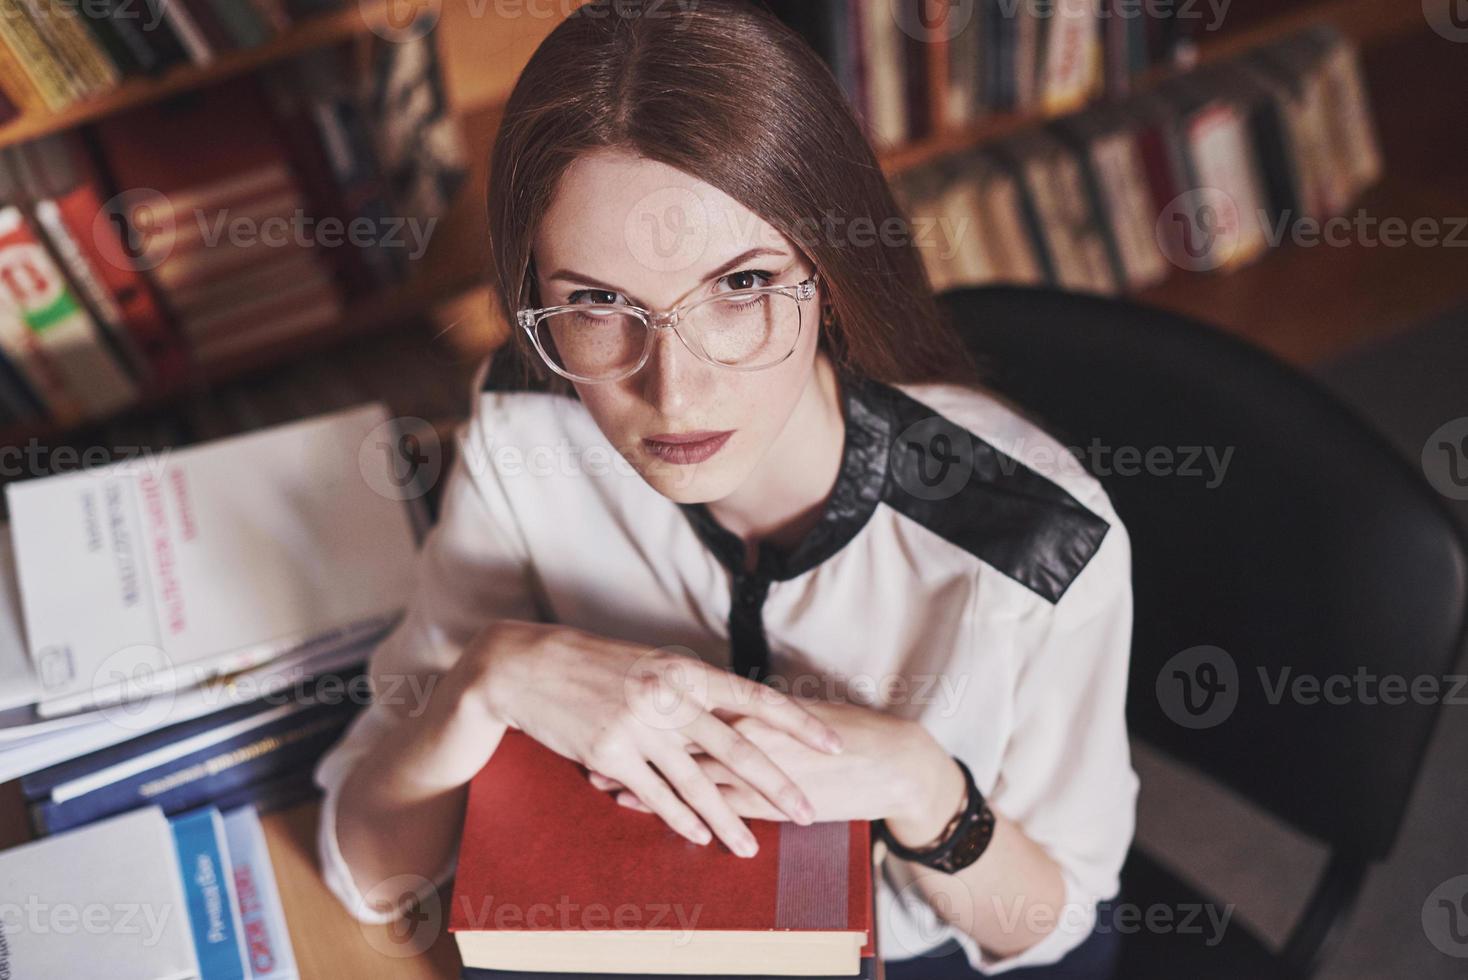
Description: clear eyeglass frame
xmin=515 ymin=272 xmax=821 ymax=384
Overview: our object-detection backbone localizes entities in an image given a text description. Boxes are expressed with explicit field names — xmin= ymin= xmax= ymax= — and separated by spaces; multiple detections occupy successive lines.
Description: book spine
xmin=107 ymin=0 xmax=189 ymax=74
xmin=21 ymin=666 xmax=369 ymax=801
xmin=45 ymin=156 xmax=192 ymax=387
xmin=31 ymin=0 xmax=121 ymax=94
xmin=32 ymin=704 xmax=357 ymax=836
xmin=1041 ymin=0 xmax=1098 ymax=114
xmin=223 ymin=807 xmax=301 ymax=980
xmin=158 ymin=0 xmax=218 ymax=65
xmin=172 ymin=809 xmax=251 ymax=980
xmin=0 ymin=204 xmax=139 ymax=419
xmin=0 ymin=3 xmax=75 ymax=110
xmin=18 ymin=0 xmax=96 ymax=100
xmin=32 ymin=197 xmax=147 ymax=374
xmin=73 ymin=0 xmax=144 ymax=77
xmin=0 ymin=31 xmax=50 ymax=114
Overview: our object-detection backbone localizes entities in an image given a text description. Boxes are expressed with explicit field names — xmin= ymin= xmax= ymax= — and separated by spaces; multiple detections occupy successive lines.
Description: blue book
xmin=172 ymin=806 xmax=251 ymax=980
xmin=29 ymin=698 xmax=357 ymax=836
xmin=22 ymin=666 xmax=366 ymax=802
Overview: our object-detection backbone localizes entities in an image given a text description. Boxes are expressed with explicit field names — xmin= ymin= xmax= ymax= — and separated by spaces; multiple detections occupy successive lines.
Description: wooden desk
xmin=261 ymin=800 xmax=462 ymax=978
xmin=0 ymin=783 xmax=884 ymax=979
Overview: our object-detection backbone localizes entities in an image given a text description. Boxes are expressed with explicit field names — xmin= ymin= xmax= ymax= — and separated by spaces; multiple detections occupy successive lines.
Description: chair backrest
xmin=940 ymin=286 xmax=1468 ymax=858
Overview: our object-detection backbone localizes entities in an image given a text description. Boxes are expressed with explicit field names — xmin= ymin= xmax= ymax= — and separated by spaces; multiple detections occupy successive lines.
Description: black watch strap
xmin=876 ymin=757 xmax=995 ymax=874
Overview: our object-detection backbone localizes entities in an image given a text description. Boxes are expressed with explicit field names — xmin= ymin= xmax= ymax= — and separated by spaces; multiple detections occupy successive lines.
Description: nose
xmin=639 ymin=317 xmax=711 ymax=415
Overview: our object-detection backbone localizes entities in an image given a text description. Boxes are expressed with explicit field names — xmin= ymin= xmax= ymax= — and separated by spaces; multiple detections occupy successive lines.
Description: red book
xmin=13 ymin=133 xmax=192 ymax=388
xmin=451 ymin=731 xmax=874 ymax=976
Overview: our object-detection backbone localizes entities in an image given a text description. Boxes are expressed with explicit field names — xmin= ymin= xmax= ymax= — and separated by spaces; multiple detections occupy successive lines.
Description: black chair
xmin=939 ymin=286 xmax=1468 ymax=979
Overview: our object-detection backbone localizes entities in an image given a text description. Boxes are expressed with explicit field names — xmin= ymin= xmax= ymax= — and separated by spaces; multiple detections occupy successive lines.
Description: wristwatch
xmin=875 ymin=756 xmax=995 ymax=874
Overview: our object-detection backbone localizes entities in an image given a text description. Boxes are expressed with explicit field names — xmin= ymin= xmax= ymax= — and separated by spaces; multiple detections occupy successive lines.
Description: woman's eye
xmin=718 ymin=270 xmax=774 ymax=293
xmin=569 ymin=289 xmax=623 ymax=305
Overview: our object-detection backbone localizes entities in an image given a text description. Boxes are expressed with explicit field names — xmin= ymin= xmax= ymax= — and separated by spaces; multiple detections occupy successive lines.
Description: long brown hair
xmin=485 ymin=0 xmax=981 ymax=396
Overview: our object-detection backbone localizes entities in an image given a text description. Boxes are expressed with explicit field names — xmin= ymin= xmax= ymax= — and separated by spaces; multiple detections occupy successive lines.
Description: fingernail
xmin=738 ymin=835 xmax=758 ymax=858
xmin=824 ymin=733 xmax=844 ymax=753
xmin=798 ymin=800 xmax=816 ymax=824
xmin=695 ymin=827 xmax=712 ymax=845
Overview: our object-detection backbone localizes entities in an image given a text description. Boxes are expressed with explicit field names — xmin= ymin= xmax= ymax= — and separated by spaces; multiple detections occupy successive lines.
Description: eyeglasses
xmin=516 ymin=272 xmax=820 ymax=384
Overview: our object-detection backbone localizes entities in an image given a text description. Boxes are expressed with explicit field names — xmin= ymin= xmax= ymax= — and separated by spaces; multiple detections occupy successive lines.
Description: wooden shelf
xmin=1136 ymin=22 xmax=1468 ymax=366
xmin=877 ymin=0 xmax=1428 ymax=175
xmin=0 ymin=99 xmax=503 ymax=449
xmin=0 ymin=3 xmax=389 ymax=149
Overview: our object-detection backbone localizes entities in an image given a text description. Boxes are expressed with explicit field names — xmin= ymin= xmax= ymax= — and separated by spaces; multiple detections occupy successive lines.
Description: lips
xmin=642 ymin=430 xmax=734 ymax=465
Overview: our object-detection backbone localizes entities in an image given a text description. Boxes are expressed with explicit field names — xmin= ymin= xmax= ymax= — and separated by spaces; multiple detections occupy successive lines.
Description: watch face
xmin=940 ymin=806 xmax=996 ymax=873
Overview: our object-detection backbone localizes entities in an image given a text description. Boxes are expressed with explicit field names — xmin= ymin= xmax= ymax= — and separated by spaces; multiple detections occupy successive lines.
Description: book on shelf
xmin=92 ymin=74 xmax=346 ymax=365
xmin=768 ymin=0 xmax=1200 ymax=146
xmin=0 ymin=0 xmax=352 ymax=116
xmin=6 ymin=131 xmax=193 ymax=388
xmin=0 ymin=177 xmax=140 ymax=425
xmin=891 ymin=25 xmax=1381 ymax=296
xmin=4 ymin=401 xmax=423 ymax=717
xmin=450 ymin=730 xmax=876 ymax=977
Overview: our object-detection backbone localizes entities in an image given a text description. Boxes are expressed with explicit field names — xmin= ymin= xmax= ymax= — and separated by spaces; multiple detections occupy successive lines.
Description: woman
xmin=316 ymin=2 xmax=1139 ymax=977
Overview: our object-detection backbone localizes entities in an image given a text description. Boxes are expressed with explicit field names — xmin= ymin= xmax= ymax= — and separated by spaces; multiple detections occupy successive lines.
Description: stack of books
xmin=92 ymin=75 xmax=344 ymax=367
xmin=769 ymin=0 xmax=1204 ymax=150
xmin=0 ymin=0 xmax=354 ymax=122
xmin=889 ymin=25 xmax=1381 ymax=294
xmin=0 ymin=802 xmax=299 ymax=978
xmin=450 ymin=731 xmax=877 ymax=979
xmin=0 ymin=402 xmax=425 ymax=832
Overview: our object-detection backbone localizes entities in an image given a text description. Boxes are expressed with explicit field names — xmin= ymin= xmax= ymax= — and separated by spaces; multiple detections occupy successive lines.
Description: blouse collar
xmin=676 ymin=370 xmax=894 ymax=582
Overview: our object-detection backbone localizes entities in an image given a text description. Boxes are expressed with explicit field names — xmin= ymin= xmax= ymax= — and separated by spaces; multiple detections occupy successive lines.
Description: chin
xmin=632 ymin=452 xmax=746 ymax=504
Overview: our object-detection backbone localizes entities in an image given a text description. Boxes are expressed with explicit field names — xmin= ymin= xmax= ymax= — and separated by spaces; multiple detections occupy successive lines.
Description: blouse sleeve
xmin=952 ymin=490 xmax=1140 ymax=974
xmin=313 ymin=388 xmax=546 ymax=924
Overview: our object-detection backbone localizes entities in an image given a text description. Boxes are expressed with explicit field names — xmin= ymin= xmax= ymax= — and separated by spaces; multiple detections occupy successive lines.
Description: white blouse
xmin=314 ymin=362 xmax=1139 ymax=974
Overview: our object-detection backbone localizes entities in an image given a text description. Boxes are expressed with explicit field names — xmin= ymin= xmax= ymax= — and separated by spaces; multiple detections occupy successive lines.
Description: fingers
xmin=685 ymin=712 xmax=814 ymax=825
xmin=616 ymin=792 xmax=652 ymax=813
xmin=705 ymin=673 xmax=843 ymax=755
xmin=587 ymin=771 xmax=623 ymax=792
xmin=617 ymin=784 xmax=786 ymax=821
xmin=648 ymin=744 xmax=760 ymax=858
xmin=613 ymin=761 xmax=713 ymax=848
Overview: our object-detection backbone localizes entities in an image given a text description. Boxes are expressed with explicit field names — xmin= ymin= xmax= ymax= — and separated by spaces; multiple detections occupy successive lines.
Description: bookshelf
xmin=873 ymin=0 xmax=1427 ymax=174
xmin=0 ymin=2 xmax=392 ymax=149
xmin=1136 ymin=23 xmax=1468 ymax=365
xmin=1 ymin=0 xmax=1463 ymax=453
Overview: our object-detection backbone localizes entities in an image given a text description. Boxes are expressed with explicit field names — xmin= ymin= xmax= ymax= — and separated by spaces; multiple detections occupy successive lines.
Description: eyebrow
xmin=543 ymin=247 xmax=794 ymax=306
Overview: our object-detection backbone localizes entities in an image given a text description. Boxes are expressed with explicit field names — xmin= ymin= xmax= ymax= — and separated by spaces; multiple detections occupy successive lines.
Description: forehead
xmin=534 ymin=148 xmax=790 ymax=301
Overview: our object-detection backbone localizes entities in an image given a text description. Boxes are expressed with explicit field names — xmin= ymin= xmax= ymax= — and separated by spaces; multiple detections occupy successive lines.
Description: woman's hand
xmin=588 ymin=697 xmax=963 ymax=832
xmin=463 ymin=620 xmax=845 ymax=857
